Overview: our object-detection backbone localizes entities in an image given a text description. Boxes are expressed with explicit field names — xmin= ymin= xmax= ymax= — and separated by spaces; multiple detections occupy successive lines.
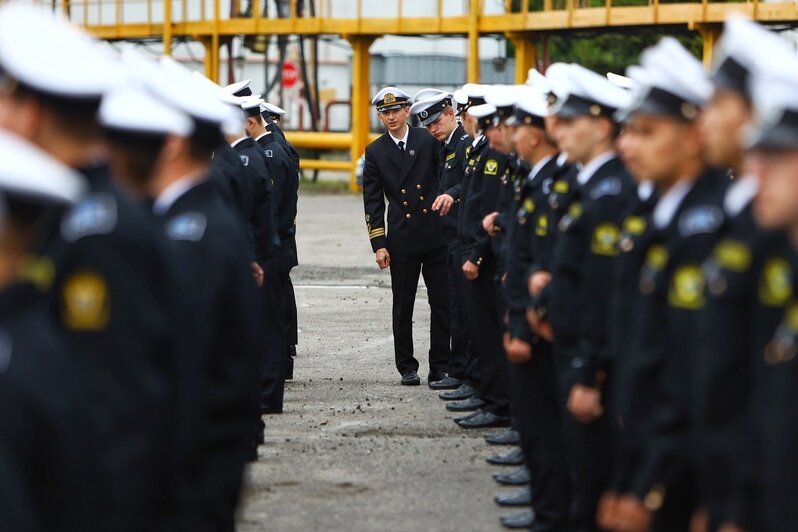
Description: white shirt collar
xmin=472 ymin=134 xmax=484 ymax=148
xmin=638 ymin=181 xmax=655 ymax=201
xmin=255 ymin=131 xmax=271 ymax=142
xmin=230 ymin=136 xmax=248 ymax=148
xmin=530 ymin=154 xmax=555 ymax=180
xmin=653 ymin=179 xmax=694 ymax=229
xmin=445 ymin=127 xmax=457 ymax=146
xmin=576 ymin=151 xmax=616 ymax=186
xmin=556 ymin=152 xmax=569 ymax=167
xmin=153 ymin=174 xmax=201 ymax=216
xmin=723 ymin=175 xmax=758 ymax=217
xmin=389 ymin=126 xmax=409 ymax=147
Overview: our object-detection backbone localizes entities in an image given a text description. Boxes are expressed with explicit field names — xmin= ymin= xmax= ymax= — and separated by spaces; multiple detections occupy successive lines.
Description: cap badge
xmin=589 ymin=104 xmax=602 ymax=116
xmin=384 ymin=93 xmax=397 ymax=105
xmin=420 ymin=110 xmax=429 ymax=119
xmin=681 ymin=102 xmax=698 ymax=120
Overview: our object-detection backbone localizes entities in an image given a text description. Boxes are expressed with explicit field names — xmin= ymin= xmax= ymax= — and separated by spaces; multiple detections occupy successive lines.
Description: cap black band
xmin=621 ymin=86 xmax=700 ymax=122
xmin=556 ymin=94 xmax=617 ymax=120
xmin=749 ymin=108 xmax=798 ymax=150
xmin=711 ymin=56 xmax=749 ymax=101
xmin=233 ymin=86 xmax=253 ymax=98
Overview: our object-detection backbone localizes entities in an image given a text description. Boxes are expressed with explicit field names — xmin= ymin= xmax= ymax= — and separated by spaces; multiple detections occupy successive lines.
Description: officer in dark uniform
xmin=261 ymin=101 xmax=301 ymax=380
xmin=362 ymin=86 xmax=450 ymax=386
xmin=498 ymin=88 xmax=573 ymax=531
xmin=224 ymin=81 xmax=301 ymax=382
xmin=452 ymin=102 xmax=512 ymax=428
xmin=439 ymin=85 xmax=488 ymax=403
xmin=410 ymin=90 xmax=474 ymax=390
xmin=598 ymin=40 xmax=729 ymax=532
xmin=687 ymin=19 xmax=797 ymax=530
xmin=0 ymin=8 xmax=182 ymax=529
xmin=530 ymin=63 xmax=636 ymax=531
xmin=0 ymin=129 xmax=96 ymax=532
xmin=745 ymin=64 xmax=798 ymax=531
xmin=105 ymin=64 xmax=263 ymax=532
xmin=253 ymin=103 xmax=299 ymax=413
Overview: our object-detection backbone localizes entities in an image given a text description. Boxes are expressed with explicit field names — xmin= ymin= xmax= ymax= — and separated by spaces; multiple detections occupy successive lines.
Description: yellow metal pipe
xmin=510 ymin=35 xmax=535 ymax=84
xmin=298 ymin=159 xmax=352 ymax=171
xmin=284 ymin=131 xmax=380 ymax=150
xmin=163 ymin=0 xmax=172 ymax=55
xmin=346 ymin=36 xmax=374 ymax=193
xmin=467 ymin=0 xmax=480 ymax=83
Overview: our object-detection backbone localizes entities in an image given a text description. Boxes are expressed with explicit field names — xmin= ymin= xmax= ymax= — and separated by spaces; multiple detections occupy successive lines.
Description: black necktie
xmin=398 ymin=140 xmax=405 ymax=152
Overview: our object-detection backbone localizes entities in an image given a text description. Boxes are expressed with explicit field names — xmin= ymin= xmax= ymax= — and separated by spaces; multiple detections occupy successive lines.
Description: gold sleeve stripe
xmin=369 ymin=228 xmax=386 ymax=239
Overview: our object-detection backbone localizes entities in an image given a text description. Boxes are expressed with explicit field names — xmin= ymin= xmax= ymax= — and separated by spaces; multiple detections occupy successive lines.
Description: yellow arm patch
xmin=712 ymin=239 xmax=752 ymax=273
xmin=668 ymin=265 xmax=706 ymax=310
xmin=759 ymin=257 xmax=793 ymax=307
xmin=623 ymin=216 xmax=647 ymax=236
xmin=61 ymin=270 xmax=109 ymax=331
xmin=446 ymin=152 xmax=457 ymax=161
xmin=535 ymin=214 xmax=548 ymax=237
xmin=484 ymin=159 xmax=499 ymax=176
xmin=591 ymin=223 xmax=620 ymax=257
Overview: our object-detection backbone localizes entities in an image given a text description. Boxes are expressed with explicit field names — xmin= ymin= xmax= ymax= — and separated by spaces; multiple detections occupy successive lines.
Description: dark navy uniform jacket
xmin=0 ymin=280 xmax=97 ymax=532
xmin=362 ymin=126 xmax=446 ymax=255
xmin=232 ymin=137 xmax=275 ymax=262
xmin=437 ymin=124 xmax=472 ymax=241
xmin=256 ymin=132 xmax=299 ymax=273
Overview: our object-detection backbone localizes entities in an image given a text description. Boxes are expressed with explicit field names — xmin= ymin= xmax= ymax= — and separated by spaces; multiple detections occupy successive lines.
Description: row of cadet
xmin=384 ymin=15 xmax=798 ymax=532
xmin=0 ymin=2 xmax=299 ymax=531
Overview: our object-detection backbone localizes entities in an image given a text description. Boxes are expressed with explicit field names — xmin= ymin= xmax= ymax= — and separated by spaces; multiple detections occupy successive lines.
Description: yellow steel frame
xmin=39 ymin=0 xmax=798 ymax=190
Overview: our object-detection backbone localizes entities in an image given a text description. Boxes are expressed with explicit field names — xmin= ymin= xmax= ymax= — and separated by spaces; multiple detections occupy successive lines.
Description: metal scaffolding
xmin=27 ymin=0 xmax=798 ymax=189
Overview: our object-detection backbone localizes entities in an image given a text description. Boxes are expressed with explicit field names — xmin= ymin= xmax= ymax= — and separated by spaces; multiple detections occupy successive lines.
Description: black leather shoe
xmin=401 ymin=371 xmax=421 ymax=386
xmin=495 ymin=486 xmax=533 ymax=507
xmin=456 ymin=411 xmax=511 ymax=429
xmin=285 ymin=356 xmax=294 ymax=380
xmin=261 ymin=405 xmax=283 ymax=415
xmin=500 ymin=509 xmax=536 ymax=529
xmin=439 ymin=383 xmax=476 ymax=400
xmin=453 ymin=410 xmax=482 ymax=423
xmin=428 ymin=371 xmax=448 ymax=384
xmin=486 ymin=429 xmax=521 ymax=446
xmin=487 ymin=447 xmax=524 ymax=466
xmin=429 ymin=376 xmax=463 ymax=390
xmin=446 ymin=396 xmax=485 ymax=412
xmin=494 ymin=467 xmax=531 ymax=486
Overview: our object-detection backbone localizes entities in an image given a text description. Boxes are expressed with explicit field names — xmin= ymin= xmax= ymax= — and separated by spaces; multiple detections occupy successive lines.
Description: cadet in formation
xmin=0 ymin=3 xmax=299 ymax=530
xmin=367 ymin=14 xmax=798 ymax=532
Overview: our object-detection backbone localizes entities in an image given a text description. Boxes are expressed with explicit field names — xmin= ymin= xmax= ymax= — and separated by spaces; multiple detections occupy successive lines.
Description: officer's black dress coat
xmin=232 ymin=137 xmax=275 ymax=262
xmin=362 ymin=126 xmax=450 ymax=376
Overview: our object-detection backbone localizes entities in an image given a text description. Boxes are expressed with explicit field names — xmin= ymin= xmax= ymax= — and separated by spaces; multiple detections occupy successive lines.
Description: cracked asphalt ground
xmin=237 ymin=194 xmax=511 ymax=532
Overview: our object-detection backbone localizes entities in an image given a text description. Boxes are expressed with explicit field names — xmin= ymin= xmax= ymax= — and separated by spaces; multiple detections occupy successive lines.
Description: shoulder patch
xmin=542 ymin=177 xmax=554 ymax=195
xmin=712 ymin=239 xmax=751 ymax=273
xmin=460 ymin=133 xmax=470 ymax=141
xmin=264 ymin=149 xmax=274 ymax=158
xmin=644 ymin=244 xmax=669 ymax=271
xmin=589 ymin=177 xmax=622 ymax=200
xmin=591 ymin=223 xmax=621 ymax=257
xmin=523 ymin=198 xmax=535 ymax=214
xmin=61 ymin=270 xmax=110 ymax=331
xmin=759 ymin=257 xmax=793 ymax=307
xmin=484 ymin=159 xmax=499 ymax=176
xmin=61 ymin=193 xmax=118 ymax=242
xmin=165 ymin=212 xmax=208 ymax=242
xmin=465 ymin=146 xmax=472 ymax=158
xmin=446 ymin=152 xmax=457 ymax=161
xmin=678 ymin=205 xmax=724 ymax=237
xmin=668 ymin=264 xmax=706 ymax=310
xmin=239 ymin=154 xmax=250 ymax=166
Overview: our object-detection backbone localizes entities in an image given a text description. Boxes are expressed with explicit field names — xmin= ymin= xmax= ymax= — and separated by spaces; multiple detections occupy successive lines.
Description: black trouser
xmin=508 ymin=341 xmax=572 ymax=531
xmin=464 ymin=253 xmax=511 ymax=416
xmin=447 ymin=240 xmax=474 ymax=381
xmin=285 ymin=275 xmax=298 ymax=347
xmin=259 ymin=262 xmax=287 ymax=410
xmin=556 ymin=358 xmax=613 ymax=532
xmin=389 ymin=246 xmax=451 ymax=377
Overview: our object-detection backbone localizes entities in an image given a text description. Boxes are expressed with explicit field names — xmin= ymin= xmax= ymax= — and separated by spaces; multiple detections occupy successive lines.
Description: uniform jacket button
xmin=401 ymin=189 xmax=406 ymax=194
xmin=416 ymin=184 xmax=422 ymax=190
xmin=419 ymin=196 xmax=424 ymax=201
xmin=403 ymin=201 xmax=408 ymax=206
xmin=423 ymin=209 xmax=428 ymax=214
xmin=406 ymin=213 xmax=412 ymax=219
